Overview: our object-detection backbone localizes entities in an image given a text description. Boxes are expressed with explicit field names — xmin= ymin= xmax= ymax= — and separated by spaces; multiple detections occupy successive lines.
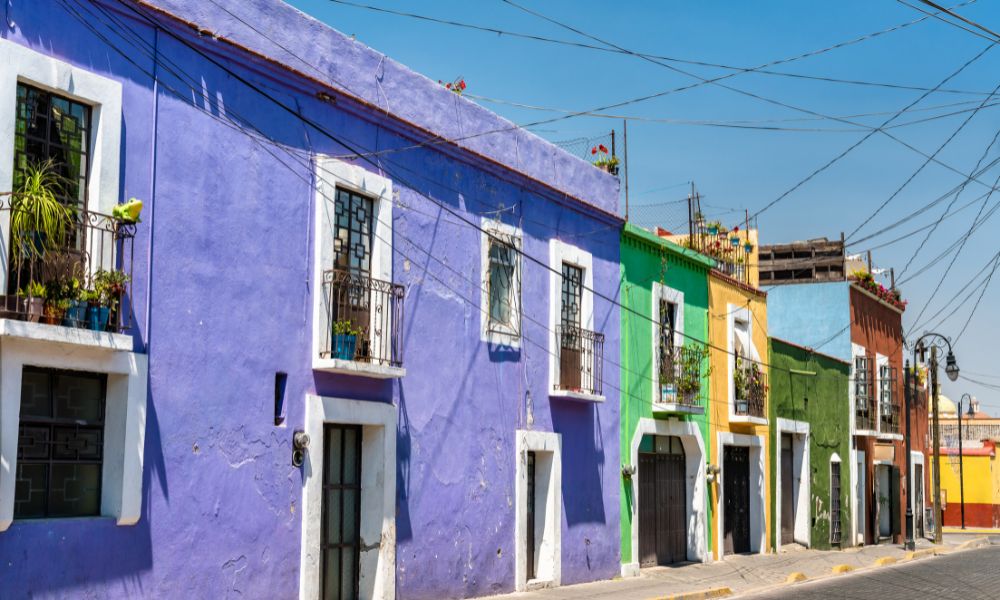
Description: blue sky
xmin=287 ymin=0 xmax=1000 ymax=410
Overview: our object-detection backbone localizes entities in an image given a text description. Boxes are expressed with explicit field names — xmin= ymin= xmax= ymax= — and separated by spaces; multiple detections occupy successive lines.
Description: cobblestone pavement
xmin=743 ymin=545 xmax=1000 ymax=599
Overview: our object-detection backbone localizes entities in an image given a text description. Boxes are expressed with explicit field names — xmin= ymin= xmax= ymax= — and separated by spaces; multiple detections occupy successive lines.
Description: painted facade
xmin=618 ymin=223 xmax=713 ymax=575
xmin=768 ymin=338 xmax=851 ymax=551
xmin=0 ymin=1 xmax=624 ymax=598
xmin=931 ymin=441 xmax=1000 ymax=529
xmin=766 ymin=279 xmax=908 ymax=547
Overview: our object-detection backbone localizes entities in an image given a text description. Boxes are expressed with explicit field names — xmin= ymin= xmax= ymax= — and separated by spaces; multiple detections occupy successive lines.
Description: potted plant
xmin=18 ymin=281 xmax=46 ymax=322
xmin=94 ymin=269 xmax=130 ymax=331
xmin=80 ymin=288 xmax=102 ymax=331
xmin=705 ymin=220 xmax=721 ymax=236
xmin=41 ymin=294 xmax=67 ymax=325
xmin=332 ymin=320 xmax=360 ymax=360
xmin=659 ymin=370 xmax=676 ymax=403
xmin=590 ymin=144 xmax=620 ymax=175
xmin=9 ymin=159 xmax=74 ymax=264
xmin=743 ymin=241 xmax=754 ymax=253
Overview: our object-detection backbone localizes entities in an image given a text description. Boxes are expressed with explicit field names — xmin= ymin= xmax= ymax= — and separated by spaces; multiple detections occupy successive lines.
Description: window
xmin=486 ymin=232 xmax=520 ymax=336
xmin=658 ymin=300 xmax=678 ymax=391
xmin=879 ymin=364 xmax=893 ymax=407
xmin=15 ymin=83 xmax=91 ymax=211
xmin=830 ymin=459 xmax=842 ymax=545
xmin=548 ymin=239 xmax=601 ymax=399
xmin=854 ymin=356 xmax=871 ymax=401
xmin=15 ymin=367 xmax=106 ymax=519
xmin=333 ymin=187 xmax=374 ymax=275
xmin=560 ymin=263 xmax=583 ymax=330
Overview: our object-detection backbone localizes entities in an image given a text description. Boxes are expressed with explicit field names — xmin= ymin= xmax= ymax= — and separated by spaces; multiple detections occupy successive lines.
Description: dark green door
xmin=321 ymin=424 xmax=362 ymax=600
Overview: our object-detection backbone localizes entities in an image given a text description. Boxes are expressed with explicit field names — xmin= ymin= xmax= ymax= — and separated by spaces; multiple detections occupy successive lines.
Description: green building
xmin=619 ymin=224 xmax=713 ymax=576
xmin=768 ymin=337 xmax=852 ymax=551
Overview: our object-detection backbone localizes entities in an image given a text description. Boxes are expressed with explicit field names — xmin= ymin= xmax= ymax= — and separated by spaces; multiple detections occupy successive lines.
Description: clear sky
xmin=287 ymin=0 xmax=1000 ymax=411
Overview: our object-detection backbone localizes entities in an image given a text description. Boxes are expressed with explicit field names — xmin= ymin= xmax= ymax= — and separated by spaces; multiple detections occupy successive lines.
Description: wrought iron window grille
xmin=555 ymin=324 xmax=604 ymax=396
xmin=485 ymin=230 xmax=521 ymax=338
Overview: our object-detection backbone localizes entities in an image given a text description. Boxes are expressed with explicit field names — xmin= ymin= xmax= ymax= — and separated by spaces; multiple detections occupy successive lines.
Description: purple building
xmin=0 ymin=1 xmax=623 ymax=598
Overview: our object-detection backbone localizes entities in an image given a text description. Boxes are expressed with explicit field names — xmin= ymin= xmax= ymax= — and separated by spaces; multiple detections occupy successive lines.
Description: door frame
xmin=623 ymin=418 xmax=707 ymax=577
xmin=774 ymin=419 xmax=810 ymax=551
xmin=909 ymin=450 xmax=926 ymax=539
xmin=851 ymin=447 xmax=866 ymax=546
xmin=716 ymin=432 xmax=767 ymax=559
xmin=515 ymin=430 xmax=562 ymax=592
xmin=300 ymin=394 xmax=397 ymax=600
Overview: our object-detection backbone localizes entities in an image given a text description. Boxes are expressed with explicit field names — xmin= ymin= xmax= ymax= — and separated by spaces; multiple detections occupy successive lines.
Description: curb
xmin=873 ymin=556 xmax=897 ymax=567
xmin=903 ymin=547 xmax=938 ymax=561
xmin=957 ymin=536 xmax=990 ymax=550
xmin=831 ymin=564 xmax=855 ymax=574
xmin=785 ymin=572 xmax=807 ymax=584
xmin=650 ymin=587 xmax=732 ymax=600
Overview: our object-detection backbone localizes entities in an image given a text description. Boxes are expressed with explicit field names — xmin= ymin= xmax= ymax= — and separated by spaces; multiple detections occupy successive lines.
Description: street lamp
xmin=957 ymin=393 xmax=972 ymax=530
xmin=906 ymin=333 xmax=959 ymax=549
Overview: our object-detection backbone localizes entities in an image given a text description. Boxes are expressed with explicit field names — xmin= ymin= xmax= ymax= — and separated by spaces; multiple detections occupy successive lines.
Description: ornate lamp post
xmin=906 ymin=333 xmax=958 ymax=549
xmin=957 ymin=392 xmax=972 ymax=530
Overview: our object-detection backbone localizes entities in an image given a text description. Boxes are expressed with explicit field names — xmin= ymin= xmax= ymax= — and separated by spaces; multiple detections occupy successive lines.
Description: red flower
xmin=591 ymin=146 xmax=598 ymax=155
xmin=599 ymin=144 xmax=608 ymax=153
xmin=459 ymin=80 xmax=467 ymax=90
xmin=445 ymin=82 xmax=452 ymax=90
xmin=733 ymin=226 xmax=740 ymax=232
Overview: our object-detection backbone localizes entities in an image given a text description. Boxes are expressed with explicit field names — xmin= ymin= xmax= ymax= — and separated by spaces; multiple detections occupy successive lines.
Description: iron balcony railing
xmin=0 ymin=204 xmax=136 ymax=333
xmin=321 ymin=269 xmax=404 ymax=367
xmin=880 ymin=401 xmax=901 ymax=435
xmin=734 ymin=359 xmax=767 ymax=418
xmin=854 ymin=375 xmax=877 ymax=432
xmin=688 ymin=226 xmax=752 ymax=285
xmin=878 ymin=367 xmax=901 ymax=435
xmin=555 ymin=324 xmax=604 ymax=396
xmin=659 ymin=345 xmax=705 ymax=408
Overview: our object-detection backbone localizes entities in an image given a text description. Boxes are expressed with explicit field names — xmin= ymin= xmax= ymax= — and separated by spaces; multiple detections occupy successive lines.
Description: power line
xmin=914 ymin=0 xmax=1000 ymax=41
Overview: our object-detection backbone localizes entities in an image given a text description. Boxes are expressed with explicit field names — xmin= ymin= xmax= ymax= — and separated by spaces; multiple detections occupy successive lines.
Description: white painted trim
xmin=727 ymin=304 xmax=763 ymax=422
xmin=830 ymin=453 xmax=843 ymax=545
xmin=852 ymin=447 xmax=866 ymax=546
xmin=310 ymin=358 xmax=405 ymax=379
xmin=774 ymin=418 xmax=811 ymax=551
xmin=0 ymin=338 xmax=146 ymax=531
xmin=515 ymin=429 xmax=562 ymax=591
xmin=651 ymin=281 xmax=685 ymax=409
xmin=0 ymin=319 xmax=132 ymax=351
xmin=548 ymin=239 xmax=595 ymax=395
xmin=876 ymin=353 xmax=888 ymax=434
xmin=548 ymin=389 xmax=604 ymax=403
xmin=300 ymin=395 xmax=396 ymax=600
xmin=0 ymin=38 xmax=123 ymax=292
xmin=312 ymin=157 xmax=396 ymax=374
xmin=622 ymin=418 xmax=707 ymax=575
xmin=716 ymin=431 xmax=767 ymax=558
xmin=480 ymin=218 xmax=522 ymax=347
xmin=909 ymin=450 xmax=926 ymax=538
xmin=850 ymin=343 xmax=868 ymax=436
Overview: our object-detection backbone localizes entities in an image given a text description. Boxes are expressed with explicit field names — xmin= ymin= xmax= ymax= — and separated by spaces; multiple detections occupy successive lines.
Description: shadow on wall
xmin=552 ymin=400 xmax=606 ymax=526
xmin=396 ymin=385 xmax=413 ymax=544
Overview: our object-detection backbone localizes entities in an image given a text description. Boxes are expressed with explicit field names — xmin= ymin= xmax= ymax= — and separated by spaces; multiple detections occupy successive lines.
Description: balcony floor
xmin=0 ymin=318 xmax=132 ymax=352
xmin=313 ymin=357 xmax=405 ymax=379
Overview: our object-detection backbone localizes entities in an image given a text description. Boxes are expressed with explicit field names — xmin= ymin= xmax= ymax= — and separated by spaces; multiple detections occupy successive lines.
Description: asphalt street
xmin=743 ymin=544 xmax=1000 ymax=599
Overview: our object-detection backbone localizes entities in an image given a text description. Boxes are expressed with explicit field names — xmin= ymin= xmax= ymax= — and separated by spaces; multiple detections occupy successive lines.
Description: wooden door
xmin=526 ymin=451 xmax=536 ymax=581
xmin=724 ymin=446 xmax=751 ymax=555
xmin=321 ymin=424 xmax=362 ymax=600
xmin=638 ymin=442 xmax=687 ymax=567
xmin=638 ymin=453 xmax=658 ymax=567
xmin=780 ymin=434 xmax=794 ymax=545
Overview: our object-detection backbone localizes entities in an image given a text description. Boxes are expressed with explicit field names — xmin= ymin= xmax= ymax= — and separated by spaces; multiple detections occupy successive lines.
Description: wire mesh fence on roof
xmin=627 ymin=198 xmax=691 ymax=235
xmin=551 ymin=132 xmax=615 ymax=163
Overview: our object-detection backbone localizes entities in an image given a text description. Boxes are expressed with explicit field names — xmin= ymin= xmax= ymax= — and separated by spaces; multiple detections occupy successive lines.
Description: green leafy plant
xmin=10 ymin=159 xmax=75 ymax=263
xmin=93 ymin=269 xmax=130 ymax=308
xmin=332 ymin=319 xmax=360 ymax=336
xmin=20 ymin=281 xmax=46 ymax=299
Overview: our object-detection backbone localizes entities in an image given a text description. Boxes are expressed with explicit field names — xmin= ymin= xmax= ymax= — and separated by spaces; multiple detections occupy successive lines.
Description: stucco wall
xmin=0 ymin=2 xmax=622 ymax=598
xmin=619 ymin=224 xmax=712 ymax=567
xmin=768 ymin=339 xmax=851 ymax=551
xmin=764 ymin=282 xmax=851 ymax=361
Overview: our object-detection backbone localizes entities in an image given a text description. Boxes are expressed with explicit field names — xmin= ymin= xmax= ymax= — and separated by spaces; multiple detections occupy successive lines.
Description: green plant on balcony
xmin=9 ymin=159 xmax=75 ymax=264
xmin=590 ymin=144 xmax=619 ymax=174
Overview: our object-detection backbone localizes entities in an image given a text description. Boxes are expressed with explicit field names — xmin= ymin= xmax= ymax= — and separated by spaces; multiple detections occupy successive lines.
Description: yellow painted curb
xmin=873 ymin=556 xmax=897 ymax=567
xmin=651 ymin=587 xmax=733 ymax=600
xmin=904 ymin=548 xmax=937 ymax=561
xmin=831 ymin=564 xmax=855 ymax=574
xmin=785 ymin=572 xmax=808 ymax=583
xmin=957 ymin=536 xmax=990 ymax=550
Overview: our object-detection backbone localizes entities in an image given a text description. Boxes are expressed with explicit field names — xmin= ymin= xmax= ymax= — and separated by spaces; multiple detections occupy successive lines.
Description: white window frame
xmin=830 ymin=453 xmax=843 ymax=545
xmin=515 ymin=429 xmax=562 ymax=591
xmin=299 ymin=394 xmax=397 ymax=600
xmin=0 ymin=38 xmax=123 ymax=294
xmin=727 ymin=304 xmax=763 ymax=424
xmin=548 ymin=239 xmax=601 ymax=401
xmin=312 ymin=157 xmax=403 ymax=378
xmin=0 ymin=334 xmax=147 ymax=531
xmin=480 ymin=218 xmax=522 ymax=347
xmin=651 ymin=282 xmax=694 ymax=411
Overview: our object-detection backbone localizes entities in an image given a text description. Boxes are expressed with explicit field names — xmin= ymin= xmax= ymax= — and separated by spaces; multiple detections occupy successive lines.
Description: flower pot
xmin=332 ymin=333 xmax=357 ymax=361
xmin=706 ymin=226 xmax=719 ymax=236
xmin=67 ymin=300 xmax=88 ymax=328
xmin=744 ymin=243 xmax=753 ymax=253
xmin=87 ymin=304 xmax=110 ymax=332
xmin=24 ymin=297 xmax=43 ymax=323
xmin=660 ymin=383 xmax=677 ymax=403
xmin=730 ymin=237 xmax=740 ymax=247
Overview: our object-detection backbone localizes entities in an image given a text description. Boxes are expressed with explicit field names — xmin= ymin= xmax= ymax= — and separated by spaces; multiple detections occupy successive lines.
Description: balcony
xmin=317 ymin=268 xmax=405 ymax=378
xmin=0 ymin=204 xmax=135 ymax=350
xmin=733 ymin=358 xmax=767 ymax=423
xmin=687 ymin=227 xmax=753 ymax=286
xmin=552 ymin=324 xmax=605 ymax=402
xmin=880 ymin=402 xmax=901 ymax=437
xmin=878 ymin=370 xmax=902 ymax=439
xmin=854 ymin=376 xmax=877 ymax=434
xmin=655 ymin=345 xmax=705 ymax=414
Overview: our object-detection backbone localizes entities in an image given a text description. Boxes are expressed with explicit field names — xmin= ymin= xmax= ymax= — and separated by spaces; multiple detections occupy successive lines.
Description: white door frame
xmin=851 ymin=446 xmax=866 ymax=546
xmin=774 ymin=419 xmax=811 ymax=551
xmin=622 ymin=418 xmax=708 ymax=577
xmin=910 ymin=450 xmax=926 ymax=538
xmin=716 ymin=431 xmax=767 ymax=558
xmin=515 ymin=430 xmax=562 ymax=591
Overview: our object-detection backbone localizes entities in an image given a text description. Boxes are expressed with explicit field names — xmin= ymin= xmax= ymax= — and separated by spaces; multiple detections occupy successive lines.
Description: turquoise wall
xmin=765 ymin=282 xmax=851 ymax=362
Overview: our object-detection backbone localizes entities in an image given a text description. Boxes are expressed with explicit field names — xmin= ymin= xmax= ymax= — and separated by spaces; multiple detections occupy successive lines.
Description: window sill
xmin=653 ymin=402 xmax=704 ymax=415
xmin=730 ymin=414 xmax=768 ymax=426
xmin=0 ymin=319 xmax=132 ymax=352
xmin=877 ymin=432 xmax=903 ymax=441
xmin=855 ymin=429 xmax=879 ymax=437
xmin=550 ymin=389 xmax=605 ymax=403
xmin=483 ymin=329 xmax=521 ymax=348
xmin=313 ymin=358 xmax=406 ymax=379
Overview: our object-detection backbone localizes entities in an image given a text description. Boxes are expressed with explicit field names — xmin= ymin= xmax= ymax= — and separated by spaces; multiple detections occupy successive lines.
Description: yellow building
xmin=931 ymin=441 xmax=1000 ymax=529
xmin=665 ymin=228 xmax=771 ymax=558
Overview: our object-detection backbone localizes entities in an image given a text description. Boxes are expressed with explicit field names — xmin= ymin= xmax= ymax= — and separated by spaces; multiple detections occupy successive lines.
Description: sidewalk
xmin=488 ymin=535 xmax=991 ymax=600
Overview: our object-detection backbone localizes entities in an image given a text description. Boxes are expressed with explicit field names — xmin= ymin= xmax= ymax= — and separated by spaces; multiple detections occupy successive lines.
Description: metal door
xmin=723 ymin=446 xmax=751 ymax=555
xmin=830 ymin=461 xmax=843 ymax=545
xmin=321 ymin=424 xmax=362 ymax=600
xmin=780 ymin=434 xmax=794 ymax=545
xmin=638 ymin=437 xmax=687 ymax=567
xmin=638 ymin=452 xmax=658 ymax=567
xmin=526 ymin=451 xmax=536 ymax=581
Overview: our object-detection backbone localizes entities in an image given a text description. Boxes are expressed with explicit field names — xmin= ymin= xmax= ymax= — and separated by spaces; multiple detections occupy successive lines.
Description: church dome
xmin=933 ymin=393 xmax=958 ymax=417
